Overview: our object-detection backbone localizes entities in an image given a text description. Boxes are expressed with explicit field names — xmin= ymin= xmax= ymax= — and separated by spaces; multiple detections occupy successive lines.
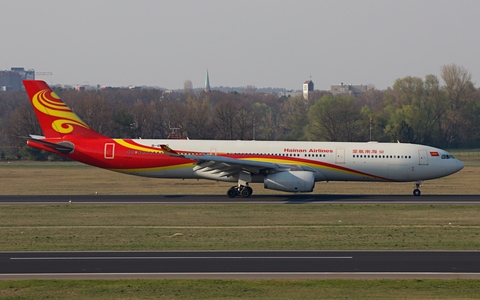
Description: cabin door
xmin=418 ymin=150 xmax=428 ymax=165
xmin=335 ymin=148 xmax=345 ymax=164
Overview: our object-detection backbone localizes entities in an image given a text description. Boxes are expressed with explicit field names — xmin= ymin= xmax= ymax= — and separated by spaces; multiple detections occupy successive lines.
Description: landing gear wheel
xmin=241 ymin=186 xmax=253 ymax=198
xmin=227 ymin=187 xmax=237 ymax=198
xmin=413 ymin=180 xmax=422 ymax=196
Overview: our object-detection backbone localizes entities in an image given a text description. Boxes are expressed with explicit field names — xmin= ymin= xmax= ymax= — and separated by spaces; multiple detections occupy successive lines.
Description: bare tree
xmin=234 ymin=109 xmax=254 ymax=140
xmin=184 ymin=80 xmax=194 ymax=95
xmin=213 ymin=99 xmax=238 ymax=139
xmin=5 ymin=100 xmax=42 ymax=157
xmin=440 ymin=64 xmax=476 ymax=147
xmin=306 ymin=95 xmax=367 ymax=142
xmin=131 ymin=100 xmax=163 ymax=139
xmin=185 ymin=95 xmax=213 ymax=139
xmin=245 ymin=85 xmax=257 ymax=94
xmin=68 ymin=92 xmax=115 ymax=136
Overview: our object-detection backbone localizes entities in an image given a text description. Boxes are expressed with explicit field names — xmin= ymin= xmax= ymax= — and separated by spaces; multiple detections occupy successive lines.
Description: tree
xmin=464 ymin=88 xmax=480 ymax=147
xmin=5 ymin=100 xmax=43 ymax=158
xmin=183 ymin=80 xmax=194 ymax=95
xmin=159 ymin=99 xmax=187 ymax=139
xmin=306 ymin=94 xmax=368 ymax=142
xmin=251 ymin=102 xmax=281 ymax=140
xmin=131 ymin=100 xmax=163 ymax=139
xmin=383 ymin=75 xmax=446 ymax=145
xmin=113 ymin=108 xmax=135 ymax=138
xmin=68 ymin=92 xmax=114 ymax=136
xmin=357 ymin=89 xmax=388 ymax=141
xmin=278 ymin=95 xmax=310 ymax=140
xmin=440 ymin=64 xmax=476 ymax=147
xmin=213 ymin=99 xmax=238 ymax=140
xmin=245 ymin=85 xmax=257 ymax=94
xmin=185 ymin=95 xmax=213 ymax=139
xmin=234 ymin=108 xmax=254 ymax=140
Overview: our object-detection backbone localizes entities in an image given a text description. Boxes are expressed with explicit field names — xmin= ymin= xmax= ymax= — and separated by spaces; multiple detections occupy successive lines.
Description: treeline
xmin=0 ymin=64 xmax=479 ymax=159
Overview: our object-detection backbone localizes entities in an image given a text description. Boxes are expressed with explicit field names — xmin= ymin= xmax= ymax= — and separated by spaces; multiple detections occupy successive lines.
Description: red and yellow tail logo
xmin=23 ymin=80 xmax=104 ymax=139
xmin=32 ymin=88 xmax=90 ymax=134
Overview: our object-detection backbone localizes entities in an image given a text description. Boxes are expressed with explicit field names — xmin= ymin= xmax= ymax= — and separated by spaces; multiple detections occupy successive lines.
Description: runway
xmin=2 ymin=194 xmax=479 ymax=280
xmin=0 ymin=194 xmax=480 ymax=205
xmin=1 ymin=251 xmax=479 ymax=280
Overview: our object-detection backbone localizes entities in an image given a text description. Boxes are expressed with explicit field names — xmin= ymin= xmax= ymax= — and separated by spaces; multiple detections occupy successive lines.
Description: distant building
xmin=204 ymin=69 xmax=211 ymax=92
xmin=331 ymin=83 xmax=368 ymax=97
xmin=278 ymin=90 xmax=302 ymax=98
xmin=303 ymin=80 xmax=314 ymax=100
xmin=0 ymin=67 xmax=35 ymax=91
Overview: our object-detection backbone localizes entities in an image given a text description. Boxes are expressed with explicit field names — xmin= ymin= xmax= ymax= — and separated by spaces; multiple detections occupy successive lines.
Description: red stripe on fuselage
xmin=28 ymin=137 xmax=391 ymax=181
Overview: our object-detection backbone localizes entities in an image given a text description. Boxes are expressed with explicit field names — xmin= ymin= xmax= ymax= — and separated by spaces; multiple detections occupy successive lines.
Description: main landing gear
xmin=228 ymin=171 xmax=253 ymax=198
xmin=413 ymin=180 xmax=422 ymax=196
xmin=227 ymin=185 xmax=253 ymax=198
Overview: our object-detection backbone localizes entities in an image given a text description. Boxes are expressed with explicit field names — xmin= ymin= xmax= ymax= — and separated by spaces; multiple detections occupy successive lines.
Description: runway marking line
xmin=10 ymin=256 xmax=353 ymax=260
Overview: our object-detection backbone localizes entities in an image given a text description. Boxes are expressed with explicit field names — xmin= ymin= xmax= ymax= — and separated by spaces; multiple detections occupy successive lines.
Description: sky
xmin=2 ymin=0 xmax=479 ymax=90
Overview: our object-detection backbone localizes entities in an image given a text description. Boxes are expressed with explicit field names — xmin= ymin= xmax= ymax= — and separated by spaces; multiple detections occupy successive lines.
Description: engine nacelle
xmin=264 ymin=171 xmax=315 ymax=193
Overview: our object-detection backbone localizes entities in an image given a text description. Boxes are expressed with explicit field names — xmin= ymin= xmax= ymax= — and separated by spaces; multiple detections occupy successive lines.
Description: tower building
xmin=204 ymin=69 xmax=211 ymax=92
xmin=303 ymin=79 xmax=314 ymax=100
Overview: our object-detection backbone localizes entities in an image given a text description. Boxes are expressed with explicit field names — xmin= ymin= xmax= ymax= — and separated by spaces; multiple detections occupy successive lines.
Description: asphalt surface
xmin=0 ymin=194 xmax=479 ymax=204
xmin=1 ymin=251 xmax=479 ymax=279
xmin=1 ymin=194 xmax=479 ymax=279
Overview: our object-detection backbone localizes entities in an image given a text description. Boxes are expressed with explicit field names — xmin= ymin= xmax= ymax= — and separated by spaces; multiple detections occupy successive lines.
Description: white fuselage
xmin=117 ymin=139 xmax=464 ymax=183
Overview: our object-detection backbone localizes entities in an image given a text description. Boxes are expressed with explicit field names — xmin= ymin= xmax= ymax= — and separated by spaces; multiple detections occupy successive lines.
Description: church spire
xmin=204 ymin=69 xmax=211 ymax=92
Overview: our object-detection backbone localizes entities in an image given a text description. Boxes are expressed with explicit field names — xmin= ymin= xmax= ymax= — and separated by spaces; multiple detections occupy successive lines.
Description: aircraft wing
xmin=160 ymin=144 xmax=309 ymax=175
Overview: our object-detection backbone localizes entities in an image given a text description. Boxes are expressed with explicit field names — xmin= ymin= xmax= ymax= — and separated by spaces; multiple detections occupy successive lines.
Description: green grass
xmin=1 ymin=279 xmax=480 ymax=300
xmin=0 ymin=160 xmax=477 ymax=195
xmin=1 ymin=160 xmax=479 ymax=298
xmin=1 ymin=204 xmax=479 ymax=251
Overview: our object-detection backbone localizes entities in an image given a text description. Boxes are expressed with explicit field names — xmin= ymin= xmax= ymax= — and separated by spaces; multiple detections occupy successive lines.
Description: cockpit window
xmin=441 ymin=154 xmax=455 ymax=159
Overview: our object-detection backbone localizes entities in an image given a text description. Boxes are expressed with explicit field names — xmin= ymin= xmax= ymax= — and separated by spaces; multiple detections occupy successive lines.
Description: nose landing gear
xmin=413 ymin=181 xmax=422 ymax=196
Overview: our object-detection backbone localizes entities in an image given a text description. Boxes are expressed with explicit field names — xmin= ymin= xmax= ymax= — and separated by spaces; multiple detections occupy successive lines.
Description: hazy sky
xmin=2 ymin=0 xmax=479 ymax=90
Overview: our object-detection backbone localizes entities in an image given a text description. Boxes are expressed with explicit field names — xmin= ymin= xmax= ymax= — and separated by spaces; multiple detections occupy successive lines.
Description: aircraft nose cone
xmin=448 ymin=159 xmax=464 ymax=175
xmin=456 ymin=160 xmax=465 ymax=172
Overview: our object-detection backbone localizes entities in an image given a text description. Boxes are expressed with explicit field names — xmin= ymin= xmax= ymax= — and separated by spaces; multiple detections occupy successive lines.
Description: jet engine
xmin=263 ymin=171 xmax=315 ymax=192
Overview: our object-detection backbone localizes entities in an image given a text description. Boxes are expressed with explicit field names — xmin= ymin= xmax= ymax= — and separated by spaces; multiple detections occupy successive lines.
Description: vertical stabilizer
xmin=23 ymin=80 xmax=105 ymax=139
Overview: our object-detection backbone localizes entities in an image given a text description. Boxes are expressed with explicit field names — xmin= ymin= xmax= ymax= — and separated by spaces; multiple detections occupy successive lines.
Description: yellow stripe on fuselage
xmin=114 ymin=139 xmax=162 ymax=152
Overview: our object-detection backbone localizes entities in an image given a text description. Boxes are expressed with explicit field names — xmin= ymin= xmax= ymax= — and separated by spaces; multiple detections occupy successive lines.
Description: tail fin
xmin=23 ymin=80 xmax=105 ymax=139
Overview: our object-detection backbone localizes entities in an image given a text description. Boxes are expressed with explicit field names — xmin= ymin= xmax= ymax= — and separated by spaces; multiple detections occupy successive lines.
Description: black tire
xmin=227 ymin=187 xmax=237 ymax=198
xmin=241 ymin=186 xmax=253 ymax=198
xmin=413 ymin=189 xmax=421 ymax=196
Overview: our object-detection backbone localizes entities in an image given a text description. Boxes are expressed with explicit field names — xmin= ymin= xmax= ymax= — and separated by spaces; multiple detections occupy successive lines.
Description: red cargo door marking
xmin=104 ymin=143 xmax=115 ymax=159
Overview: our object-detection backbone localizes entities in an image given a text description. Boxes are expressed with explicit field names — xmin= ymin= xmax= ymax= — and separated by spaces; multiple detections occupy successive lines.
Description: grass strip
xmin=0 ymin=160 xmax=478 ymax=195
xmin=1 ymin=204 xmax=479 ymax=251
xmin=1 ymin=279 xmax=480 ymax=300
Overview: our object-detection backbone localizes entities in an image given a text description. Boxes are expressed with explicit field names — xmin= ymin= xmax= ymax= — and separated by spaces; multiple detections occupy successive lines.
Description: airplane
xmin=22 ymin=80 xmax=464 ymax=197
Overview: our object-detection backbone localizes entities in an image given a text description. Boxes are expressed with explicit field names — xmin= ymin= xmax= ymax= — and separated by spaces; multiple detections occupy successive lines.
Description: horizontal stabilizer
xmin=20 ymin=136 xmax=74 ymax=154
